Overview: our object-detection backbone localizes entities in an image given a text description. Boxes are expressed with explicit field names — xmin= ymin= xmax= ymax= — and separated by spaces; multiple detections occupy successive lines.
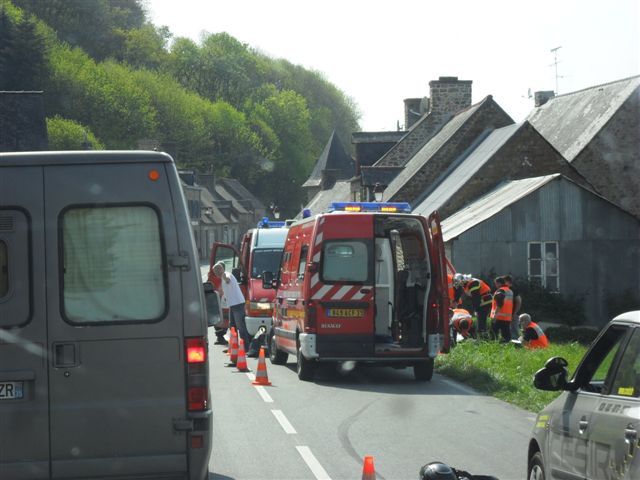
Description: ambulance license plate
xmin=326 ymin=308 xmax=365 ymax=318
xmin=0 ymin=381 xmax=23 ymax=400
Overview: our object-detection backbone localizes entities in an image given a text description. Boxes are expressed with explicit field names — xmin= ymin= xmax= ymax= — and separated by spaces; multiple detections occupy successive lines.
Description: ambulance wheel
xmin=414 ymin=358 xmax=434 ymax=381
xmin=269 ymin=331 xmax=288 ymax=365
xmin=296 ymin=342 xmax=315 ymax=381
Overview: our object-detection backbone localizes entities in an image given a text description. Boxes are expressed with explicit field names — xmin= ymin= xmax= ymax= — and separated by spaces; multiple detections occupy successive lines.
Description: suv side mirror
xmin=203 ymin=282 xmax=224 ymax=327
xmin=533 ymin=356 xmax=570 ymax=391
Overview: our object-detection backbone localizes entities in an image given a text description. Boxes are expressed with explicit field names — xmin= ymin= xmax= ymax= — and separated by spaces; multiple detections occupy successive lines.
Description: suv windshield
xmin=251 ymin=248 xmax=283 ymax=278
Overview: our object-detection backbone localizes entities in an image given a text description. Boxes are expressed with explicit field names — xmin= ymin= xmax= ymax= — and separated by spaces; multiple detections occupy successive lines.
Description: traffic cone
xmin=362 ymin=455 xmax=376 ymax=480
xmin=236 ymin=339 xmax=249 ymax=372
xmin=228 ymin=328 xmax=237 ymax=356
xmin=227 ymin=329 xmax=238 ymax=366
xmin=252 ymin=347 xmax=272 ymax=386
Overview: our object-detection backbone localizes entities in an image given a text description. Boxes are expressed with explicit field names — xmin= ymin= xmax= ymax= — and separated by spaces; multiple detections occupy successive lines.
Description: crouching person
xmin=519 ymin=313 xmax=549 ymax=349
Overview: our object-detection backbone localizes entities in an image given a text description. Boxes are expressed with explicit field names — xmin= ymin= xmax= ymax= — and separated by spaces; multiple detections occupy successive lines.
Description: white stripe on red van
xmin=313 ymin=251 xmax=320 ymax=262
xmin=332 ymin=285 xmax=353 ymax=300
xmin=314 ymin=232 xmax=323 ymax=246
xmin=310 ymin=273 xmax=319 ymax=289
xmin=312 ymin=284 xmax=332 ymax=300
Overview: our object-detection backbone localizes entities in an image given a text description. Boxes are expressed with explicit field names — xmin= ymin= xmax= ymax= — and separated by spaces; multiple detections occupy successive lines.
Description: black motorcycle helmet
xmin=419 ymin=462 xmax=457 ymax=480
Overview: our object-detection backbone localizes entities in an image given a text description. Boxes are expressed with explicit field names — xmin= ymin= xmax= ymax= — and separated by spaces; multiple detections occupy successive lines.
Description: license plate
xmin=326 ymin=308 xmax=365 ymax=318
xmin=0 ymin=381 xmax=23 ymax=400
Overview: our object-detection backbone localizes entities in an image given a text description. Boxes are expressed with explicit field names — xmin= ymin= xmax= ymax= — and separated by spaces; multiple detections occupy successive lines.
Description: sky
xmin=147 ymin=0 xmax=639 ymax=132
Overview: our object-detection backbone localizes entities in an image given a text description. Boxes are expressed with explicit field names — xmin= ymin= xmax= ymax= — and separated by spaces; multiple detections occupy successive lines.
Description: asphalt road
xmin=205 ymin=335 xmax=536 ymax=480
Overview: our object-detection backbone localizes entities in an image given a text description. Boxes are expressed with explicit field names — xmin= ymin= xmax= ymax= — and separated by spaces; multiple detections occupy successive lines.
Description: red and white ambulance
xmin=264 ymin=202 xmax=450 ymax=381
xmin=208 ymin=219 xmax=288 ymax=337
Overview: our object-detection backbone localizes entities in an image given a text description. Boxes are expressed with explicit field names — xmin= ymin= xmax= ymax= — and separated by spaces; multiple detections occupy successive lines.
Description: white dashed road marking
xmin=296 ymin=446 xmax=332 ymax=480
xmin=271 ymin=409 xmax=297 ymax=434
xmin=245 ymin=372 xmax=273 ymax=403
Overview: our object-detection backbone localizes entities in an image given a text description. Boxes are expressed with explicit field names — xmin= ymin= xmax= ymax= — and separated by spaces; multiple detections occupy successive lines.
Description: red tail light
xmin=186 ymin=338 xmax=206 ymax=364
xmin=187 ymin=386 xmax=208 ymax=411
xmin=305 ymin=300 xmax=317 ymax=333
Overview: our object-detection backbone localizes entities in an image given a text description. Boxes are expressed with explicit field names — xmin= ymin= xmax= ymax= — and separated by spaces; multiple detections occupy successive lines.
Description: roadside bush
xmin=545 ymin=325 xmax=599 ymax=345
xmin=513 ymin=277 xmax=586 ymax=326
xmin=606 ymin=289 xmax=640 ymax=318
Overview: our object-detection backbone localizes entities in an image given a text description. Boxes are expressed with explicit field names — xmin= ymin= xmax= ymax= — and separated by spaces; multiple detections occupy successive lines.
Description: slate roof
xmin=218 ymin=177 xmax=265 ymax=210
xmin=412 ymin=123 xmax=522 ymax=217
xmin=302 ymin=131 xmax=354 ymax=188
xmin=527 ymin=75 xmax=640 ymax=162
xmin=297 ymin=180 xmax=351 ymax=218
xmin=211 ymin=182 xmax=249 ymax=215
xmin=360 ymin=166 xmax=404 ymax=186
xmin=441 ymin=174 xmax=561 ymax=241
xmin=383 ymin=96 xmax=512 ymax=201
xmin=199 ymin=185 xmax=233 ymax=224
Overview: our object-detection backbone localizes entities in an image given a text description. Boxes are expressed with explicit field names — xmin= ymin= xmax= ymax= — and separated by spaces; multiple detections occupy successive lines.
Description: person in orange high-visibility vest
xmin=490 ymin=276 xmax=513 ymax=342
xmin=455 ymin=274 xmax=492 ymax=335
xmin=450 ymin=308 xmax=476 ymax=339
xmin=519 ymin=313 xmax=549 ymax=349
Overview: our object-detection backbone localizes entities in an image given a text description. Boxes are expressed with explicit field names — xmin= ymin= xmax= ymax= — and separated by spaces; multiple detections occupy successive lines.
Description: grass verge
xmin=434 ymin=340 xmax=587 ymax=412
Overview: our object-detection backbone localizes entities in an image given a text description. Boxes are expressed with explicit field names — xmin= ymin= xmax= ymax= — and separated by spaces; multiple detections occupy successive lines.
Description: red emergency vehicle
xmin=264 ymin=202 xmax=450 ymax=381
xmin=208 ymin=219 xmax=288 ymax=337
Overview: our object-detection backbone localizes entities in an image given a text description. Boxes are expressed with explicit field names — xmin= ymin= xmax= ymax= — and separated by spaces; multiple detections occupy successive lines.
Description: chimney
xmin=403 ymin=98 xmax=423 ymax=129
xmin=428 ymin=76 xmax=472 ymax=118
xmin=534 ymin=90 xmax=555 ymax=107
xmin=178 ymin=170 xmax=196 ymax=186
xmin=197 ymin=172 xmax=216 ymax=195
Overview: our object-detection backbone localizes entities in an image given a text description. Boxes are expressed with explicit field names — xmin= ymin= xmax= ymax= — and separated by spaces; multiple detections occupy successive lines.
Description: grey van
xmin=0 ymin=151 xmax=212 ymax=479
xmin=528 ymin=311 xmax=640 ymax=480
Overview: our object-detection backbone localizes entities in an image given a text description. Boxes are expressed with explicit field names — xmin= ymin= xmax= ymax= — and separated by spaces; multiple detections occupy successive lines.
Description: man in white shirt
xmin=213 ymin=262 xmax=250 ymax=352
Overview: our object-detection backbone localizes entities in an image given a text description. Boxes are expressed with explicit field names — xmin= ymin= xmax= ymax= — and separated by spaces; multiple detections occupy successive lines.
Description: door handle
xmin=53 ymin=343 xmax=78 ymax=368
xmin=624 ymin=428 xmax=637 ymax=456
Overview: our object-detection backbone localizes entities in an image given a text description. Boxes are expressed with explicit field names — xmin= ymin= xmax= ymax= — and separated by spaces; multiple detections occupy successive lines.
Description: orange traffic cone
xmin=228 ymin=328 xmax=237 ymax=356
xmin=252 ymin=347 xmax=272 ymax=386
xmin=228 ymin=329 xmax=238 ymax=366
xmin=236 ymin=339 xmax=249 ymax=372
xmin=362 ymin=455 xmax=376 ymax=480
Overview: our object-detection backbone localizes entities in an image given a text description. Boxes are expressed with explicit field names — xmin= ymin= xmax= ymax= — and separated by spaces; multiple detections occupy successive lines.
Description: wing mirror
xmin=203 ymin=282 xmax=224 ymax=328
xmin=262 ymin=271 xmax=279 ymax=290
xmin=533 ymin=356 xmax=571 ymax=391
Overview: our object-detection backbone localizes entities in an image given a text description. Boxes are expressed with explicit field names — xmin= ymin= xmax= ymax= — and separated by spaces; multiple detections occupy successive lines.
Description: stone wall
xmin=572 ymin=88 xmax=640 ymax=218
xmin=440 ymin=122 xmax=592 ymax=218
xmin=0 ymin=92 xmax=48 ymax=151
xmin=390 ymin=97 xmax=513 ymax=203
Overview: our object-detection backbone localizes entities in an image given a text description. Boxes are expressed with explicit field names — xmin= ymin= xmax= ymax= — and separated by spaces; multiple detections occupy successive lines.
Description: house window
xmin=528 ymin=241 xmax=559 ymax=291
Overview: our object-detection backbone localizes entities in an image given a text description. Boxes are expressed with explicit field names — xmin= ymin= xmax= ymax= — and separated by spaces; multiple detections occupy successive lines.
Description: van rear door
xmin=0 ymin=166 xmax=49 ymax=479
xmin=44 ymin=162 xmax=189 ymax=478
xmin=312 ymin=215 xmax=375 ymax=357
xmin=426 ymin=211 xmax=450 ymax=353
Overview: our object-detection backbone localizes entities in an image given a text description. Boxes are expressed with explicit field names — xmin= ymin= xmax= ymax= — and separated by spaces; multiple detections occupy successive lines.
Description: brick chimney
xmin=534 ymin=90 xmax=555 ymax=107
xmin=428 ymin=76 xmax=472 ymax=119
xmin=197 ymin=172 xmax=216 ymax=195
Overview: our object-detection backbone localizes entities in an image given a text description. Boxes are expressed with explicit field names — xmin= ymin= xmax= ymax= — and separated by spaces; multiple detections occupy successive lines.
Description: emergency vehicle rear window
xmin=61 ymin=205 xmax=166 ymax=324
xmin=321 ymin=240 xmax=371 ymax=283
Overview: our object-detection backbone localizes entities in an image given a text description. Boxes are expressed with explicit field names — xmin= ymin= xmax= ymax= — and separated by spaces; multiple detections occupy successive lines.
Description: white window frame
xmin=527 ymin=241 xmax=560 ymax=292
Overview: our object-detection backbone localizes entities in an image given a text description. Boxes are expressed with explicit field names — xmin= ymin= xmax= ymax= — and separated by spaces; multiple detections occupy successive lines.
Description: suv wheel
xmin=413 ymin=358 xmax=434 ymax=381
xmin=528 ymin=452 xmax=545 ymax=480
xmin=296 ymin=341 xmax=315 ymax=381
xmin=269 ymin=331 xmax=288 ymax=365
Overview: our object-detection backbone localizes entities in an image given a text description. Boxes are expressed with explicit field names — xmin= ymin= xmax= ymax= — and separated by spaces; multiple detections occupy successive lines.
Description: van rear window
xmin=62 ymin=206 xmax=166 ymax=323
xmin=321 ymin=240 xmax=371 ymax=283
xmin=0 ymin=241 xmax=7 ymax=297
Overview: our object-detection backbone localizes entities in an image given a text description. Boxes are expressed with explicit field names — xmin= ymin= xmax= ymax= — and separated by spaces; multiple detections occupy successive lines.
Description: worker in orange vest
xmin=450 ymin=308 xmax=476 ymax=340
xmin=519 ymin=313 xmax=549 ymax=349
xmin=490 ymin=276 xmax=513 ymax=342
xmin=454 ymin=274 xmax=492 ymax=335
xmin=447 ymin=273 xmax=464 ymax=308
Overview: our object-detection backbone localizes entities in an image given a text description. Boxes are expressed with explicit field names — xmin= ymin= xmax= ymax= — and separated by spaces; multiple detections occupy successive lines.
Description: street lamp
xmin=373 ymin=183 xmax=384 ymax=202
xmin=273 ymin=206 xmax=280 ymax=219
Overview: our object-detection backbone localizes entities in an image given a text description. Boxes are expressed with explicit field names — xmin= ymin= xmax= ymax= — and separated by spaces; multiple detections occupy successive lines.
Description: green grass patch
xmin=435 ymin=341 xmax=587 ymax=412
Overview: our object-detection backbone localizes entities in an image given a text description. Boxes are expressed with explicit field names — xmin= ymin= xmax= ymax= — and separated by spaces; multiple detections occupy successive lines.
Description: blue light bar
xmin=328 ymin=202 xmax=412 ymax=213
xmin=258 ymin=217 xmax=286 ymax=228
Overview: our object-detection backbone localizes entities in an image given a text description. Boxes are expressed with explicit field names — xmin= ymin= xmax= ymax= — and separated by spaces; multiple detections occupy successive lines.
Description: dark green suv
xmin=528 ymin=311 xmax=640 ymax=480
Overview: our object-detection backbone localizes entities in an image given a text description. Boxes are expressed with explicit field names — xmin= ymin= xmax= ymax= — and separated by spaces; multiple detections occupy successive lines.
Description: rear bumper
xmin=245 ymin=315 xmax=272 ymax=336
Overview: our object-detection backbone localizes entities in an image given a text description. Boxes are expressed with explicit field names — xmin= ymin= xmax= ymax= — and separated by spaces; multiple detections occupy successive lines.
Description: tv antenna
xmin=550 ymin=46 xmax=563 ymax=94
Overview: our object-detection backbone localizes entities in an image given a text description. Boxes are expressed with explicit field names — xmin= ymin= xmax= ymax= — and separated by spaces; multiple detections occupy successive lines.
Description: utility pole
xmin=550 ymin=46 xmax=562 ymax=94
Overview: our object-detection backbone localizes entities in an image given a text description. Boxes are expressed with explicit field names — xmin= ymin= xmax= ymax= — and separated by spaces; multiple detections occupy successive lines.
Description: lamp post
xmin=373 ymin=183 xmax=384 ymax=202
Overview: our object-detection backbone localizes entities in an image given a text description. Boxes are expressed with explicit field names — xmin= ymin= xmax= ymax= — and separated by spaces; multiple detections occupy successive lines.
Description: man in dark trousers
xmin=503 ymin=275 xmax=522 ymax=340
xmin=455 ymin=274 xmax=493 ymax=336
xmin=490 ymin=276 xmax=513 ymax=342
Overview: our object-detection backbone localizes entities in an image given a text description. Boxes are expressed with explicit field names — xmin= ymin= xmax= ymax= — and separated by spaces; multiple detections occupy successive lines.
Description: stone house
xmin=442 ymin=174 xmax=640 ymax=326
xmin=527 ymin=75 xmax=640 ymax=218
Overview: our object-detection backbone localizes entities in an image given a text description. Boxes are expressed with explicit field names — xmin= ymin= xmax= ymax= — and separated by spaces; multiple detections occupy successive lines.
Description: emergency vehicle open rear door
xmin=427 ymin=211 xmax=450 ymax=353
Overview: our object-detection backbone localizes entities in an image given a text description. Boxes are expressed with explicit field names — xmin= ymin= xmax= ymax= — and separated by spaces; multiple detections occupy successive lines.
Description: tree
xmin=47 ymin=115 xmax=104 ymax=150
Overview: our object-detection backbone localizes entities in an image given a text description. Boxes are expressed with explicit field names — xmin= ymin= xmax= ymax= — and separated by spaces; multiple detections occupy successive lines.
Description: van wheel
xmin=296 ymin=343 xmax=315 ymax=381
xmin=269 ymin=331 xmax=288 ymax=365
xmin=413 ymin=358 xmax=434 ymax=381
xmin=528 ymin=452 xmax=545 ymax=480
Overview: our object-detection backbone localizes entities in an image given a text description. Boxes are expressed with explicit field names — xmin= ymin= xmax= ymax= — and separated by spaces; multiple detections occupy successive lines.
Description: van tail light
xmin=186 ymin=338 xmax=207 ymax=364
xmin=187 ymin=386 xmax=208 ymax=411
xmin=305 ymin=300 xmax=317 ymax=333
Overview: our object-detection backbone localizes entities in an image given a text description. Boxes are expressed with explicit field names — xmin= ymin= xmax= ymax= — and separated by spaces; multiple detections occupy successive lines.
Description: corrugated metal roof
xmin=413 ymin=123 xmax=522 ymax=217
xmin=441 ymin=174 xmax=561 ymax=241
xmin=297 ymin=180 xmax=351 ymax=218
xmin=382 ymin=97 xmax=490 ymax=200
xmin=527 ymin=75 xmax=640 ymax=162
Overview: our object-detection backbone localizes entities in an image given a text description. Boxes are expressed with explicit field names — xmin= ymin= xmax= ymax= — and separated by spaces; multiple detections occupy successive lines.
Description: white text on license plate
xmin=0 ymin=381 xmax=24 ymax=400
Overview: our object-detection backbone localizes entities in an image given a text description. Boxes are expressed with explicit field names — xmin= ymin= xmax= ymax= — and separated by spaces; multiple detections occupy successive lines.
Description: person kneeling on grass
xmin=518 ymin=313 xmax=549 ymax=349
